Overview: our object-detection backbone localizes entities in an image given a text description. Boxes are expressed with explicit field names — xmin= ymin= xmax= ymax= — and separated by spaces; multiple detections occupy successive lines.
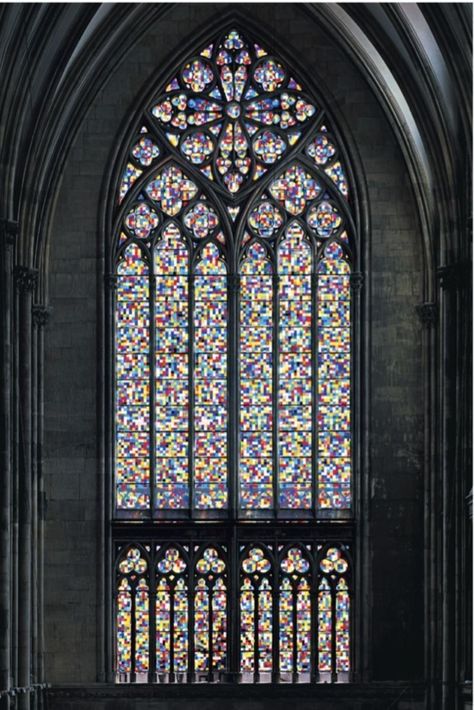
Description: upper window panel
xmin=113 ymin=27 xmax=355 ymax=521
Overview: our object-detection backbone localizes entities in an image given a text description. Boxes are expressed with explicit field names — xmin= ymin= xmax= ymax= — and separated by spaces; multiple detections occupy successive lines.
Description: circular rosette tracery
xmin=149 ymin=28 xmax=318 ymax=196
xmin=183 ymin=201 xmax=220 ymax=240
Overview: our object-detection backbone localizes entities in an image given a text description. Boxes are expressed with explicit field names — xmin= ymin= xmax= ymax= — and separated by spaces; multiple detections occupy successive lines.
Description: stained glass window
xmin=112 ymin=26 xmax=358 ymax=684
xmin=115 ymin=542 xmax=351 ymax=682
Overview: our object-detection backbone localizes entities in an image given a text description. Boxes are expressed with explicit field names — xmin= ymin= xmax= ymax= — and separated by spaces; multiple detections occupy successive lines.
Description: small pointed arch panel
xmin=112 ymin=26 xmax=356 ymax=519
xmin=113 ymin=160 xmax=229 ymax=516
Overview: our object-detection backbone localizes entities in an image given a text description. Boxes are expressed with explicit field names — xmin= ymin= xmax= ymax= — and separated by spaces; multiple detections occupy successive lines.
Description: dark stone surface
xmin=43 ymin=0 xmax=424 ymax=688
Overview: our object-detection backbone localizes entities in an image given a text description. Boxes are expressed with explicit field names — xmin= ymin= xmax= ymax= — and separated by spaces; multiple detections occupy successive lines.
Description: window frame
xmin=102 ymin=18 xmax=367 ymax=685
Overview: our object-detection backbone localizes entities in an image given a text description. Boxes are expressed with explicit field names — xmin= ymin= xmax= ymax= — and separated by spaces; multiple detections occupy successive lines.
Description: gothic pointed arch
xmin=108 ymin=24 xmax=360 ymax=684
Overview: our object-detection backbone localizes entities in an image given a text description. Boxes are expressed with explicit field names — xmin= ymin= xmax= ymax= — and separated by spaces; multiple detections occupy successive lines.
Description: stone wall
xmin=43 ymin=1 xmax=423 ymax=687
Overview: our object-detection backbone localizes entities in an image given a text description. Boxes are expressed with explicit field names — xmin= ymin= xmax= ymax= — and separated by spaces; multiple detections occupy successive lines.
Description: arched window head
xmin=112 ymin=26 xmax=355 ymax=520
xmin=110 ymin=24 xmax=358 ymax=685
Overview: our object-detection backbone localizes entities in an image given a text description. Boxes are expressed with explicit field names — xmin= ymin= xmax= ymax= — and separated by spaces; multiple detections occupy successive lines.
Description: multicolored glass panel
xmin=154 ymin=224 xmax=190 ymax=509
xmin=150 ymin=29 xmax=317 ymax=193
xmin=317 ymin=242 xmax=351 ymax=509
xmin=194 ymin=547 xmax=227 ymax=674
xmin=239 ymin=548 xmax=273 ymax=675
xmin=238 ymin=544 xmax=350 ymax=679
xmin=279 ymin=548 xmax=311 ymax=677
xmin=116 ymin=245 xmax=150 ymax=510
xmin=240 ymin=243 xmax=273 ymax=509
xmin=194 ymin=244 xmax=228 ymax=509
xmin=116 ymin=547 xmax=150 ymax=679
xmin=318 ymin=546 xmax=350 ymax=678
xmin=278 ymin=224 xmax=312 ymax=509
xmin=155 ymin=546 xmax=189 ymax=676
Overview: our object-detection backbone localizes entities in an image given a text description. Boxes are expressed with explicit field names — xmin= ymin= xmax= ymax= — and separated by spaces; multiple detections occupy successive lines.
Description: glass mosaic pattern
xmin=317 ymin=242 xmax=351 ymax=509
xmin=278 ymin=224 xmax=312 ymax=509
xmin=279 ymin=548 xmax=311 ymax=675
xmin=318 ymin=577 xmax=332 ymax=673
xmin=194 ymin=547 xmax=227 ymax=673
xmin=156 ymin=547 xmax=189 ymax=674
xmin=116 ymin=542 xmax=350 ymax=681
xmin=116 ymin=245 xmax=150 ymax=510
xmin=115 ymin=28 xmax=354 ymax=521
xmin=240 ymin=244 xmax=273 ymax=509
xmin=150 ymin=29 xmax=316 ymax=193
xmin=240 ymin=548 xmax=273 ymax=674
xmin=318 ymin=546 xmax=350 ymax=677
xmin=154 ymin=224 xmax=190 ymax=509
xmin=194 ymin=244 xmax=228 ymax=509
xmin=114 ymin=25 xmax=356 ymax=684
xmin=116 ymin=547 xmax=150 ymax=678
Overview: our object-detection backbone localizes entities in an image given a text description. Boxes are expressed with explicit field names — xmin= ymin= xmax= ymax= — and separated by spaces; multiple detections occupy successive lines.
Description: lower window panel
xmin=114 ymin=539 xmax=352 ymax=683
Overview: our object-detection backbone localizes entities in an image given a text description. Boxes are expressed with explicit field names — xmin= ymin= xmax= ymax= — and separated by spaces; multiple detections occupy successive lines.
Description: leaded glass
xmin=112 ymin=23 xmax=358 ymax=685
xmin=278 ymin=224 xmax=312 ymax=509
xmin=155 ymin=223 xmax=190 ymax=510
xmin=239 ymin=547 xmax=273 ymax=677
xmin=279 ymin=547 xmax=311 ymax=678
xmin=194 ymin=244 xmax=228 ymax=509
xmin=155 ymin=546 xmax=189 ymax=676
xmin=317 ymin=242 xmax=351 ymax=509
xmin=194 ymin=547 xmax=227 ymax=676
xmin=150 ymin=30 xmax=316 ymax=194
xmin=115 ymin=546 xmax=150 ymax=681
xmin=317 ymin=545 xmax=351 ymax=680
xmin=116 ymin=246 xmax=150 ymax=511
xmin=240 ymin=244 xmax=273 ymax=510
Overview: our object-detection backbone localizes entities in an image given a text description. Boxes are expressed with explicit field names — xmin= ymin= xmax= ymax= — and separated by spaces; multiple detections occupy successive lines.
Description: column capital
xmin=350 ymin=271 xmax=365 ymax=291
xmin=32 ymin=305 xmax=51 ymax=328
xmin=0 ymin=219 xmax=19 ymax=247
xmin=104 ymin=273 xmax=118 ymax=290
xmin=227 ymin=273 xmax=240 ymax=293
xmin=14 ymin=266 xmax=38 ymax=293
xmin=415 ymin=302 xmax=438 ymax=327
xmin=437 ymin=261 xmax=470 ymax=290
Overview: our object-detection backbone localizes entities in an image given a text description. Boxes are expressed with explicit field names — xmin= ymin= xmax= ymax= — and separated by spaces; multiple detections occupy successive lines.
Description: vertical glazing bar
xmin=230 ymin=526 xmax=240 ymax=678
xmin=292 ymin=582 xmax=298 ymax=681
xmin=169 ymin=585 xmax=175 ymax=682
xmin=312 ymin=271 xmax=319 ymax=519
xmin=311 ymin=548 xmax=319 ymax=682
xmin=150 ymin=272 xmax=156 ymax=517
xmin=208 ymin=583 xmax=214 ymax=682
xmin=148 ymin=548 xmax=156 ymax=682
xmin=187 ymin=548 xmax=195 ymax=682
xmin=271 ymin=544 xmax=279 ymax=682
xmin=130 ymin=585 xmax=137 ymax=683
xmin=272 ymin=273 xmax=279 ymax=518
xmin=253 ymin=582 xmax=259 ymax=682
xmin=331 ymin=583 xmax=337 ymax=683
xmin=228 ymin=274 xmax=239 ymax=518
xmin=188 ymin=274 xmax=195 ymax=516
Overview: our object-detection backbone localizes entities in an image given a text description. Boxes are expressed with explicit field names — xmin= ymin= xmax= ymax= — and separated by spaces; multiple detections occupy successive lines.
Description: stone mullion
xmin=0 ymin=220 xmax=17 ymax=710
xmin=14 ymin=265 xmax=38 ymax=710
xmin=227 ymin=274 xmax=240 ymax=680
xmin=31 ymin=310 xmax=38 ymax=694
xmin=32 ymin=306 xmax=49 ymax=697
xmin=350 ymin=270 xmax=364 ymax=684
